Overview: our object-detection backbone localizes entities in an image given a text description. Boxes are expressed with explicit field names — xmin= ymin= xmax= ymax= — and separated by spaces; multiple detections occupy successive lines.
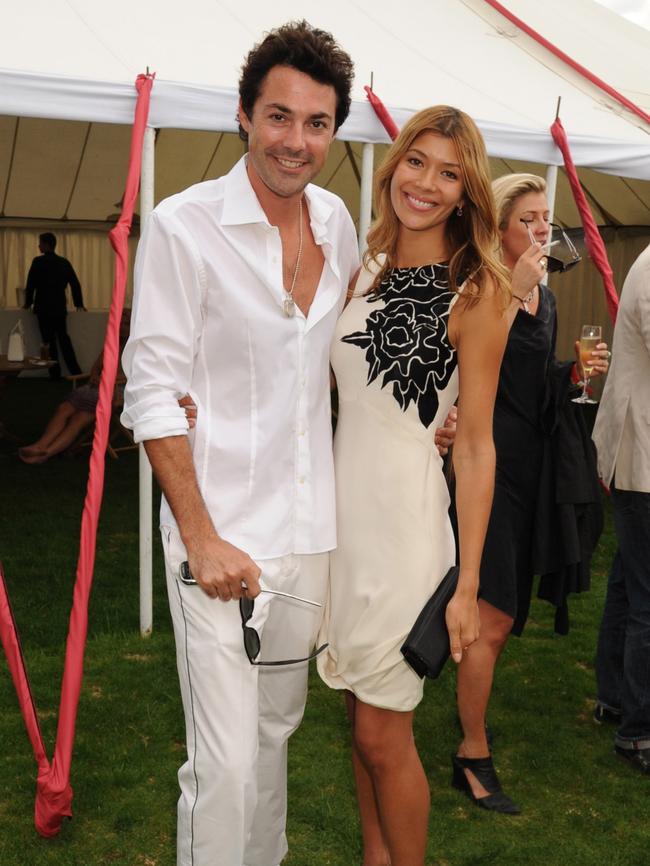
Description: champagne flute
xmin=572 ymin=324 xmax=601 ymax=404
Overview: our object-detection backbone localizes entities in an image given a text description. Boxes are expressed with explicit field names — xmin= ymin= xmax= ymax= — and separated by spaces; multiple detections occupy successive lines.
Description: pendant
xmin=283 ymin=296 xmax=296 ymax=318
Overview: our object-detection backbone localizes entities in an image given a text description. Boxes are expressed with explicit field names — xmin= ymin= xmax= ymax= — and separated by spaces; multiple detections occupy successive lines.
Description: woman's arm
xmin=446 ymin=283 xmax=509 ymax=661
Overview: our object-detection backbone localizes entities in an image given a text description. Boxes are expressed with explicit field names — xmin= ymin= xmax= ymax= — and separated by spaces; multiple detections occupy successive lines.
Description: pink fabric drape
xmin=0 ymin=73 xmax=154 ymax=838
xmin=0 ymin=565 xmax=49 ymax=769
xmin=551 ymin=118 xmax=619 ymax=324
xmin=364 ymin=85 xmax=399 ymax=141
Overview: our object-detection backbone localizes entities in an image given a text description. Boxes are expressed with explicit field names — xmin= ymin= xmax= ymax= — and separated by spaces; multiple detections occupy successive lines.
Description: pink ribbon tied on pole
xmin=551 ymin=117 xmax=619 ymax=324
xmin=364 ymin=85 xmax=399 ymax=141
xmin=0 ymin=72 xmax=154 ymax=839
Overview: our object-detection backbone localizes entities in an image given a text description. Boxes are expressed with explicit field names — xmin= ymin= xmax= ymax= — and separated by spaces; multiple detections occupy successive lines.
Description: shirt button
xmin=298 ymin=477 xmax=305 ymax=485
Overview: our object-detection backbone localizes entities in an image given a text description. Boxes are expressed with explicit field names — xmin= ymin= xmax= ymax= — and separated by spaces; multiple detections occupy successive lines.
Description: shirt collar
xmin=221 ymin=156 xmax=334 ymax=243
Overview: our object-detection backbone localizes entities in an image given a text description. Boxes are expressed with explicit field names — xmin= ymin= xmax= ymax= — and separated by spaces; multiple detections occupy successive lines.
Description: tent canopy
xmin=1 ymin=0 xmax=649 ymax=230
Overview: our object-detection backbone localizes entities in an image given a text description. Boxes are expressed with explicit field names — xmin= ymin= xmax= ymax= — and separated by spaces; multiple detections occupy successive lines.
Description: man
xmin=121 ymin=22 xmax=357 ymax=866
xmin=24 ymin=232 xmax=85 ymax=378
xmin=592 ymin=242 xmax=650 ymax=774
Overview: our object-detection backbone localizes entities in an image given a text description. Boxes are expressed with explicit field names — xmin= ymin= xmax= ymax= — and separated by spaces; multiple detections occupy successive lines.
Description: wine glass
xmin=572 ymin=324 xmax=601 ymax=404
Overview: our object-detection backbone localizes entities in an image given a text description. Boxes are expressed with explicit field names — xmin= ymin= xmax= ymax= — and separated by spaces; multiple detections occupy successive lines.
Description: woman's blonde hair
xmin=364 ymin=105 xmax=510 ymax=306
xmin=492 ymin=173 xmax=547 ymax=233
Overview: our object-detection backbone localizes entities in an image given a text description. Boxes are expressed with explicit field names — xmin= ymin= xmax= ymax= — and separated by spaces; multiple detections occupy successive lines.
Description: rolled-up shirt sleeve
xmin=121 ymin=210 xmax=204 ymax=443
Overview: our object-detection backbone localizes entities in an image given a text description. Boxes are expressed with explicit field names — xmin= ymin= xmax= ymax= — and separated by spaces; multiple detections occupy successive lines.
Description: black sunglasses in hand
xmin=179 ymin=561 xmax=328 ymax=666
xmin=240 ymin=595 xmax=328 ymax=666
xmin=521 ymin=219 xmax=581 ymax=273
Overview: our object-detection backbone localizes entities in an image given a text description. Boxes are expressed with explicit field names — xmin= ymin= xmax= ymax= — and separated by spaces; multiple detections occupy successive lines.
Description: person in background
xmin=593 ymin=242 xmax=650 ymax=774
xmin=23 ymin=232 xmax=85 ymax=379
xmin=447 ymin=173 xmax=609 ymax=814
xmin=18 ymin=309 xmax=136 ymax=463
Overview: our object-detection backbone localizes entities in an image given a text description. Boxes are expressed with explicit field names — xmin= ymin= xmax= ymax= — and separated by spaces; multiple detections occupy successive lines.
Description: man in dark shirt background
xmin=24 ymin=232 xmax=85 ymax=379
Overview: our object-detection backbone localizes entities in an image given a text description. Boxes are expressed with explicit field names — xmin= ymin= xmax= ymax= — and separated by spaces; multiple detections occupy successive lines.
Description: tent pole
xmin=139 ymin=125 xmax=155 ymax=637
xmin=543 ymin=164 xmax=559 ymax=287
xmin=359 ymin=143 xmax=374 ymax=255
xmin=545 ymin=164 xmax=559 ymax=224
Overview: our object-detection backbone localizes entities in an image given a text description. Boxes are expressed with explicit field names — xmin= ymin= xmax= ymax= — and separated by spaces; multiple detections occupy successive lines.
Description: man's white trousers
xmin=162 ymin=526 xmax=328 ymax=866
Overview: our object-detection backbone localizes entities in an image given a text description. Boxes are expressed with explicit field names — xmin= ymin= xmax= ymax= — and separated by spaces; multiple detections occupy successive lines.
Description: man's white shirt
xmin=122 ymin=156 xmax=359 ymax=559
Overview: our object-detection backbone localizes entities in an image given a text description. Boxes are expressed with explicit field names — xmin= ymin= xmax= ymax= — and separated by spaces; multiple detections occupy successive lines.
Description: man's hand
xmin=434 ymin=405 xmax=457 ymax=456
xmin=187 ymin=535 xmax=261 ymax=601
xmin=143 ymin=435 xmax=258 ymax=603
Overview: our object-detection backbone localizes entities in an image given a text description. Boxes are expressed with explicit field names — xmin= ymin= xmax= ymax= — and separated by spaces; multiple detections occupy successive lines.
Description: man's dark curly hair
xmin=238 ymin=20 xmax=354 ymax=142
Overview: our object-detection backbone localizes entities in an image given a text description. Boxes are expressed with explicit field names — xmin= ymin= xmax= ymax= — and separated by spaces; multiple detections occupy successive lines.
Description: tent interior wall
xmin=2 ymin=118 xmax=649 ymax=364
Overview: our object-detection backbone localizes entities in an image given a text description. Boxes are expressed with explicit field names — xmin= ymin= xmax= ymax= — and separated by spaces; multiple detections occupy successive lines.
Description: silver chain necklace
xmin=282 ymin=197 xmax=304 ymax=318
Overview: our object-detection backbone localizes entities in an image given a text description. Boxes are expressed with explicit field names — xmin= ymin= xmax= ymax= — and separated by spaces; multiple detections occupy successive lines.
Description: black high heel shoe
xmin=451 ymin=754 xmax=521 ymax=815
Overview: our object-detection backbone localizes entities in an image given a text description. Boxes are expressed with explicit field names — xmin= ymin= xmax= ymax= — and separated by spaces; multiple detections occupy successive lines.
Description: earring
xmin=456 ymin=204 xmax=463 ymax=217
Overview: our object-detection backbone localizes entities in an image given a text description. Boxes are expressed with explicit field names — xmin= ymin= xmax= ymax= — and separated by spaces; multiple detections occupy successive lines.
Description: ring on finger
xmin=540 ymin=257 xmax=547 ymax=269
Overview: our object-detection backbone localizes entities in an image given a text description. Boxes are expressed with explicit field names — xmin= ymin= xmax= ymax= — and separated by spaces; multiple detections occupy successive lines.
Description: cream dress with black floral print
xmin=317 ymin=262 xmax=461 ymax=710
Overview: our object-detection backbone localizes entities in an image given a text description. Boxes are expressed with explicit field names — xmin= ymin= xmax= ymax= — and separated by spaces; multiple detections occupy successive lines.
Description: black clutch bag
xmin=400 ymin=566 xmax=459 ymax=680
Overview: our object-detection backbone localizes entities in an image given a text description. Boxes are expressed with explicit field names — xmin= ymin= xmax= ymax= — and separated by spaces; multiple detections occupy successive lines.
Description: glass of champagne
xmin=572 ymin=324 xmax=601 ymax=404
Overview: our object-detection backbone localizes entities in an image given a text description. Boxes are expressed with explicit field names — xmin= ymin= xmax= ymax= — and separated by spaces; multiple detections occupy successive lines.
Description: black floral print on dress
xmin=341 ymin=265 xmax=457 ymax=428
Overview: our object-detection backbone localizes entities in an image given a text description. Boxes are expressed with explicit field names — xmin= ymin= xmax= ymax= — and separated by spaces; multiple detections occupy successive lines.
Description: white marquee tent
xmin=1 ymin=0 xmax=649 ymax=631
xmin=1 ymin=0 xmax=649 ymax=229
xmin=1 ymin=1 xmax=649 ymax=293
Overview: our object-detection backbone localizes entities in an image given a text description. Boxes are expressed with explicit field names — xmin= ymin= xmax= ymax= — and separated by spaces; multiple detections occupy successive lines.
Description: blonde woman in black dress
xmin=318 ymin=107 xmax=510 ymax=866
xmin=449 ymin=173 xmax=610 ymax=814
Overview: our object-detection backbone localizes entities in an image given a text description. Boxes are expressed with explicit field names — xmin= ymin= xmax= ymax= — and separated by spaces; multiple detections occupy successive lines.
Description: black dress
xmin=479 ymin=285 xmax=568 ymax=634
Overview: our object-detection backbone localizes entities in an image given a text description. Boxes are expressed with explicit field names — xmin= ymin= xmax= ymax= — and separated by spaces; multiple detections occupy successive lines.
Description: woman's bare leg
xmin=20 ymin=409 xmax=95 ymax=463
xmin=345 ymin=693 xmax=391 ymax=866
xmin=21 ymin=402 xmax=76 ymax=452
xmin=456 ymin=598 xmax=513 ymax=797
xmin=41 ymin=410 xmax=95 ymax=457
xmin=353 ymin=701 xmax=429 ymax=866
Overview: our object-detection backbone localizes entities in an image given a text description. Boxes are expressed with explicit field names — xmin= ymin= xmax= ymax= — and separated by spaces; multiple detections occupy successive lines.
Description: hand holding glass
xmin=573 ymin=325 xmax=601 ymax=404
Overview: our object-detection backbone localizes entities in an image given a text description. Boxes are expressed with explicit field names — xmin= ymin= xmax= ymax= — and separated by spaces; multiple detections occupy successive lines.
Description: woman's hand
xmin=511 ymin=242 xmax=547 ymax=299
xmin=178 ymin=393 xmax=197 ymax=428
xmin=446 ymin=585 xmax=480 ymax=663
xmin=573 ymin=340 xmax=610 ymax=380
xmin=434 ymin=405 xmax=457 ymax=456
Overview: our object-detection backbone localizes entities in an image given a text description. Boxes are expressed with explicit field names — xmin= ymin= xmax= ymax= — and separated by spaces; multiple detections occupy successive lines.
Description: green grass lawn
xmin=1 ymin=380 xmax=648 ymax=866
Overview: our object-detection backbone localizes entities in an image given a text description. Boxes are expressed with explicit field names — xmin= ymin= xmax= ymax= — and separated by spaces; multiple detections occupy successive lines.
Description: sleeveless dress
xmin=317 ymin=263 xmax=460 ymax=711
xmin=475 ymin=285 xmax=572 ymax=634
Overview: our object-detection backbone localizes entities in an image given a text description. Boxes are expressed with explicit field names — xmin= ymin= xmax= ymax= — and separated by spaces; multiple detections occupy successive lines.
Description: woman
xmin=450 ymin=173 xmax=609 ymax=814
xmin=18 ymin=349 xmax=107 ymax=463
xmin=317 ymin=107 xmax=510 ymax=866
xmin=18 ymin=310 xmax=132 ymax=464
xmin=19 ymin=309 xmax=196 ymax=463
